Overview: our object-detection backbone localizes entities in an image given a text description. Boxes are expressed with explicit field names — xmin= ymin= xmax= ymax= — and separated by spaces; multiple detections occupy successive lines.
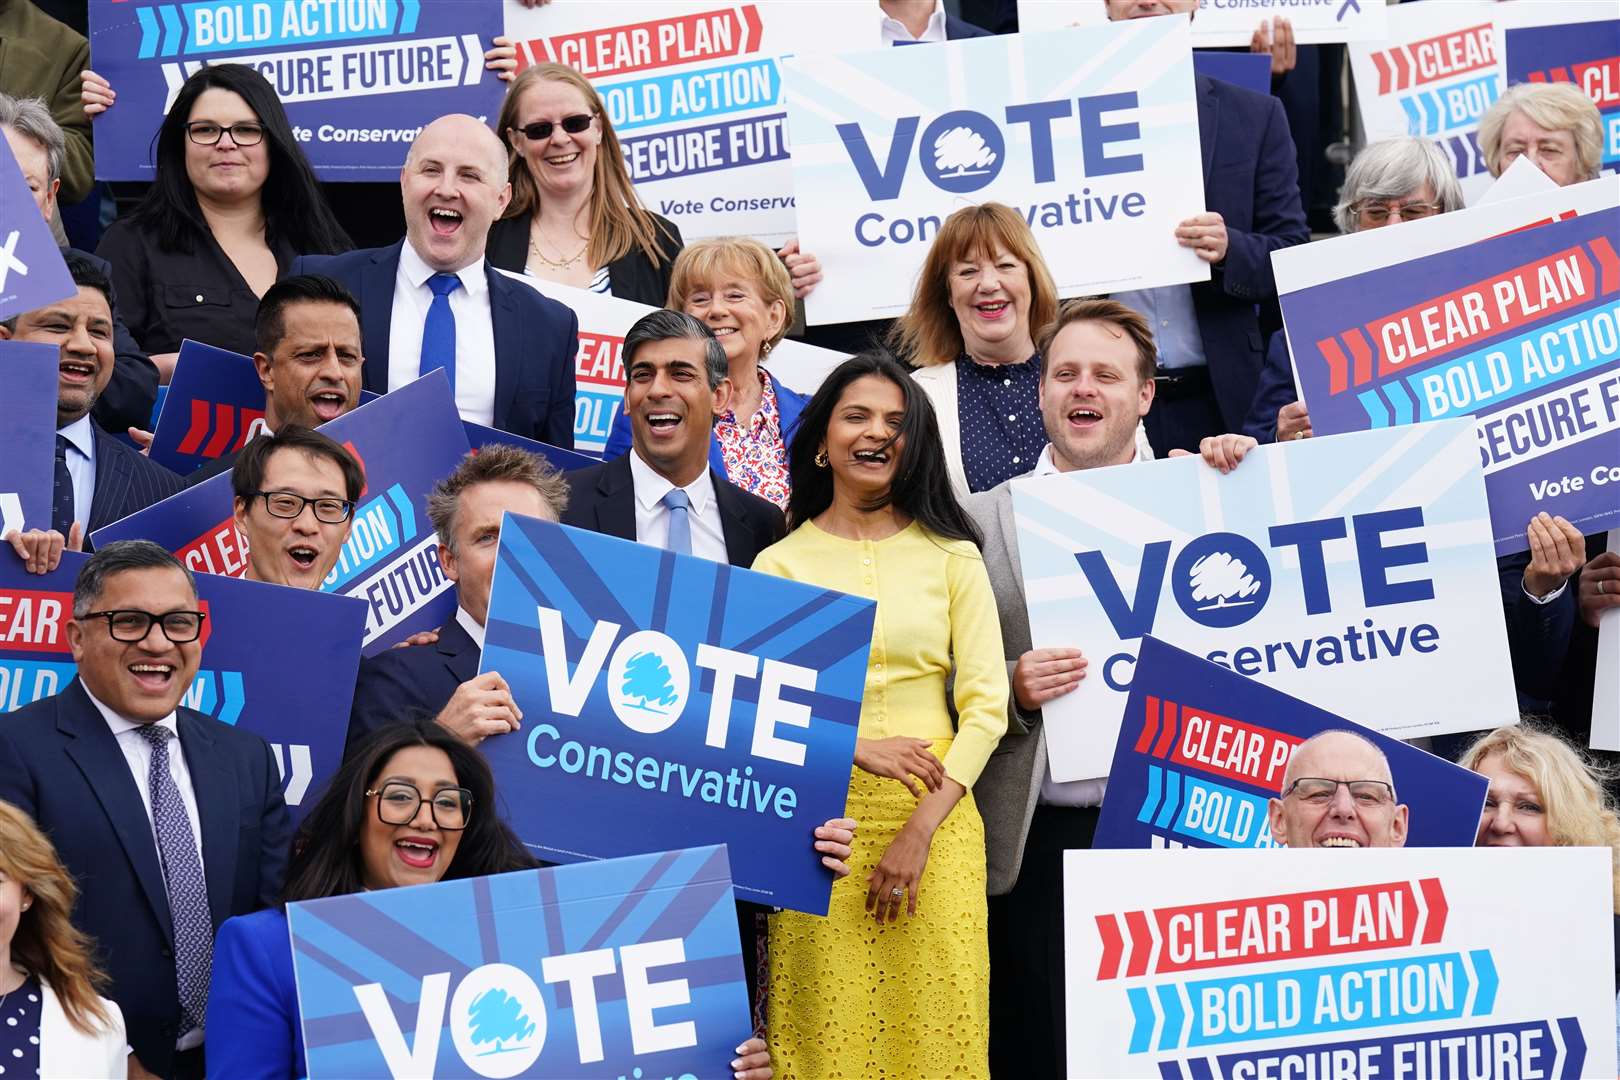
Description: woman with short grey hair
xmin=1479 ymin=81 xmax=1604 ymax=187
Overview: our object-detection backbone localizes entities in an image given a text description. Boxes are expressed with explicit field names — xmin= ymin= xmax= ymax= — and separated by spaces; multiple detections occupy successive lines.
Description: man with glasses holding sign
xmin=0 ymin=540 xmax=293 ymax=1080
xmin=230 ymin=426 xmax=362 ymax=591
xmin=1266 ymin=730 xmax=1410 ymax=849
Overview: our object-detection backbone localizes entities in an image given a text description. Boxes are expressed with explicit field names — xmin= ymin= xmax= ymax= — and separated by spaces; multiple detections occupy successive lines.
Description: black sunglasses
xmin=513 ymin=113 xmax=595 ymax=141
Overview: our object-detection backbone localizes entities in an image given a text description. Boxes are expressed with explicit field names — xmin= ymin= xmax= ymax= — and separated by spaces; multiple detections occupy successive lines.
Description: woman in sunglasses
xmin=95 ymin=65 xmax=350 ymax=379
xmin=487 ymin=63 xmax=821 ymax=306
xmin=204 ymin=718 xmax=777 ymax=1080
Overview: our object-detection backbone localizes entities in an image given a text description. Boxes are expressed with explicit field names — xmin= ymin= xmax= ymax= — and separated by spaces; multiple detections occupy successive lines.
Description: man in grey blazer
xmin=966 ymin=299 xmax=1256 ymax=1078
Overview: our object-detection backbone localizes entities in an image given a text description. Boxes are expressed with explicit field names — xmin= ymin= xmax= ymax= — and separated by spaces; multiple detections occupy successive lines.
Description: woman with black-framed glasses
xmin=95 ymin=64 xmax=350 ymax=379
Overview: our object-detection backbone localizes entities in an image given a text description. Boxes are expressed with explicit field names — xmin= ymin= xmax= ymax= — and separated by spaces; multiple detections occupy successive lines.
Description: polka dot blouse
xmin=0 ymin=974 xmax=40 ymax=1078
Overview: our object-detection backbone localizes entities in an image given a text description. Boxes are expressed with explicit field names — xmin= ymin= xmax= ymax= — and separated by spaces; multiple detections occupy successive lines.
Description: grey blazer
xmin=964 ymin=481 xmax=1048 ymax=896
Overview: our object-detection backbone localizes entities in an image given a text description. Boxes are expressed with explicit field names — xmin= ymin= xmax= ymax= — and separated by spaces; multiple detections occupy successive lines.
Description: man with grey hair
xmin=1266 ymin=729 xmax=1409 ymax=849
xmin=0 ymin=539 xmax=291 ymax=1079
xmin=292 ymin=114 xmax=577 ymax=444
xmin=0 ymin=91 xmax=159 ymax=434
xmin=563 ymin=309 xmax=785 ymax=564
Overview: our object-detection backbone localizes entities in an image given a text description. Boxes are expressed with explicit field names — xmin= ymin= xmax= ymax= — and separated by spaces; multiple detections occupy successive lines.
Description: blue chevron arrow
xmin=1154 ymin=769 xmax=1182 ymax=829
xmin=1138 ymin=765 xmax=1164 ymax=823
xmin=1558 ymin=1016 xmax=1588 ymax=1079
xmin=1157 ymin=984 xmax=1186 ymax=1051
xmin=1357 ymin=388 xmax=1390 ymax=428
xmin=158 ymin=5 xmax=183 ymax=58
xmin=218 ymin=670 xmax=245 ymax=727
xmin=1386 ymin=381 xmax=1414 ymax=425
xmin=1470 ymin=948 xmax=1499 ymax=1014
xmin=399 ymin=0 xmax=421 ymax=34
xmin=387 ymin=482 xmax=416 ymax=540
xmin=1337 ymin=0 xmax=1361 ymax=20
xmin=137 ymin=7 xmax=161 ymax=59
xmin=1128 ymin=986 xmax=1156 ymax=1054
xmin=1400 ymin=95 xmax=1423 ymax=137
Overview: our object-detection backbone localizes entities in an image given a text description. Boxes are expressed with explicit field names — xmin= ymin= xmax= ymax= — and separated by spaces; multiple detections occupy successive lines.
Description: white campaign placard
xmin=1592 ymin=529 xmax=1620 ymax=751
xmin=1014 ymin=420 xmax=1516 ymax=782
xmin=502 ymin=1 xmax=872 ymax=245
xmin=1064 ymin=847 xmax=1618 ymax=1080
xmin=783 ymin=16 xmax=1208 ymax=325
xmin=1017 ymin=0 xmax=1386 ymax=47
xmin=502 ymin=270 xmax=846 ymax=454
xmin=1476 ymin=156 xmax=1558 ymax=206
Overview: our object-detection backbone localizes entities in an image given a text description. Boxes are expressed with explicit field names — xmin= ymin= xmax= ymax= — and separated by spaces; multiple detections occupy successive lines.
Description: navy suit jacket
xmin=88 ymin=419 xmax=186 ymax=534
xmin=290 ymin=242 xmax=579 ymax=447
xmin=0 ymin=679 xmax=292 ymax=1077
xmin=347 ymin=610 xmax=480 ymax=755
xmin=1190 ymin=74 xmax=1310 ymax=429
xmin=69 ymin=247 xmax=161 ymax=435
xmin=1242 ymin=333 xmax=1296 ymax=442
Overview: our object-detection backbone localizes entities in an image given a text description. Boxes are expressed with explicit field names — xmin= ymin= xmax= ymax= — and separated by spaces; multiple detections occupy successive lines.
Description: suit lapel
xmin=87 ymin=426 xmax=131 ymax=533
xmin=177 ymin=710 xmax=238 ymax=931
xmin=438 ymin=615 xmax=482 ymax=684
xmin=486 ymin=264 xmax=521 ymax=429
xmin=995 ymin=485 xmax=1025 ymax=592
xmin=595 ymin=456 xmax=638 ymax=542
xmin=57 ymin=681 xmax=174 ymax=941
xmin=1197 ymin=76 xmax=1218 ymax=185
xmin=711 ymin=472 xmax=755 ymax=568
xmin=360 ymin=244 xmax=402 ymax=394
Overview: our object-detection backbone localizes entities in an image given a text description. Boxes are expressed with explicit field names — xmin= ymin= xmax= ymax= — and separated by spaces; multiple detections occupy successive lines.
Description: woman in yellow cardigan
xmin=752 ymin=352 xmax=1009 ymax=1078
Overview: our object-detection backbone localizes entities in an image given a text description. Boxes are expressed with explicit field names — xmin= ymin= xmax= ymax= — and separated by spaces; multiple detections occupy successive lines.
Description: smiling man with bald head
xmin=1267 ymin=730 xmax=1410 ymax=849
xmin=292 ymin=114 xmax=579 ymax=446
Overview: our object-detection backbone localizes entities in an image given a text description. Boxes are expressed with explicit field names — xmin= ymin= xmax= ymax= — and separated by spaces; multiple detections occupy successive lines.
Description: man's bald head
xmin=400 ymin=114 xmax=512 ymax=273
xmin=1268 ymin=729 xmax=1409 ymax=849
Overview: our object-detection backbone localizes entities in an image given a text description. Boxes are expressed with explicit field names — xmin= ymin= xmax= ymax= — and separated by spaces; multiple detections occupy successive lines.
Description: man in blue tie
xmin=562 ymin=310 xmax=784 ymax=564
xmin=292 ymin=114 xmax=579 ymax=446
xmin=0 ymin=541 xmax=292 ymax=1079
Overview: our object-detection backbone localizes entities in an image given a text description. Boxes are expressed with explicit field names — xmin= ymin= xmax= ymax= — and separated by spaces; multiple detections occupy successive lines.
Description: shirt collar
xmin=1034 ymin=443 xmax=1139 ymax=476
xmin=881 ymin=1 xmax=946 ymax=41
xmin=82 ymin=681 xmax=179 ymax=739
xmin=454 ymin=605 xmax=485 ymax=649
xmin=628 ymin=447 xmax=716 ymax=515
xmin=399 ymin=238 xmax=488 ymax=297
xmin=57 ymin=414 xmax=94 ymax=460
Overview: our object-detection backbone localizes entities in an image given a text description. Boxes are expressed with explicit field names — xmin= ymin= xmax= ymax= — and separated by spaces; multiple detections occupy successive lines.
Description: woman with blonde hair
xmin=603 ymin=236 xmax=811 ymax=508
xmin=0 ymin=800 xmax=126 ymax=1078
xmin=487 ymin=63 xmax=821 ymax=307
xmin=1478 ymin=81 xmax=1605 ymax=188
xmin=891 ymin=203 xmax=1150 ymax=497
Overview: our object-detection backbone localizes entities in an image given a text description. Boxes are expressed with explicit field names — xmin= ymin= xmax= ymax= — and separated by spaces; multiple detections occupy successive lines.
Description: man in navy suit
xmin=1107 ymin=0 xmax=1311 ymax=455
xmin=292 ymin=114 xmax=578 ymax=447
xmin=347 ymin=443 xmax=570 ymax=750
xmin=0 ymin=541 xmax=292 ymax=1079
xmin=0 ymin=251 xmax=183 ymax=557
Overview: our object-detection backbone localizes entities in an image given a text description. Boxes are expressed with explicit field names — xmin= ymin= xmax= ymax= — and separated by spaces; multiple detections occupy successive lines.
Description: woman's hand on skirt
xmin=866 ymin=823 xmax=931 ymax=924
xmin=854 ymin=736 xmax=944 ymax=797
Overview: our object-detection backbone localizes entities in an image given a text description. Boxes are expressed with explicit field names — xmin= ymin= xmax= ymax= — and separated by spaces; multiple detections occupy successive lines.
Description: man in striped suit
xmin=2 ymin=250 xmax=184 ymax=571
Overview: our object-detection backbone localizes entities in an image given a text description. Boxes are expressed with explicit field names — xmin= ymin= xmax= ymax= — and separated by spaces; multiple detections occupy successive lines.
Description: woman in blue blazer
xmin=603 ymin=238 xmax=811 ymax=511
xmin=205 ymin=720 xmax=777 ymax=1079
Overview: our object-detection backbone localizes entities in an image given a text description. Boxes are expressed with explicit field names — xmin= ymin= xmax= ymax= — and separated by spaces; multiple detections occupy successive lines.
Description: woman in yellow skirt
xmin=753 ymin=352 xmax=1009 ymax=1078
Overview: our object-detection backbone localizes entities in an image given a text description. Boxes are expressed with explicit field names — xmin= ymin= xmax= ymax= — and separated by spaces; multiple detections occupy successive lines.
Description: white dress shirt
xmin=880 ymin=0 xmax=946 ymax=43
xmin=628 ymin=449 xmax=729 ymax=563
xmin=455 ymin=604 xmax=486 ymax=649
xmin=56 ymin=415 xmax=95 ymax=532
xmin=388 ymin=242 xmax=498 ymax=426
xmin=1031 ymin=442 xmax=1140 ymax=809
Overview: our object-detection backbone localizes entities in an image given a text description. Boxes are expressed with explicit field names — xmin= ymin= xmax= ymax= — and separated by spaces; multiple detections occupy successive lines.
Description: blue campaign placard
xmin=462 ymin=420 xmax=600 ymax=473
xmin=1192 ymin=51 xmax=1272 ymax=96
xmin=288 ymin=846 xmax=753 ymax=1079
xmin=479 ymin=514 xmax=872 ymax=916
xmin=0 ymin=549 xmax=366 ymax=818
xmin=88 ymin=0 xmax=506 ymax=181
xmin=92 ymin=372 xmax=471 ymax=654
xmin=0 ymin=136 xmax=74 ymax=323
xmin=1505 ymin=20 xmax=1620 ymax=172
xmin=1280 ymin=208 xmax=1620 ymax=554
xmin=1095 ymin=636 xmax=1487 ymax=851
xmin=148 ymin=340 xmax=266 ymax=475
xmin=0 ymin=342 xmax=61 ymax=536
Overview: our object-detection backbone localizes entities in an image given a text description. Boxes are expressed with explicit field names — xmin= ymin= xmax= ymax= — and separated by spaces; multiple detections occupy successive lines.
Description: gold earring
xmin=814 ymin=448 xmax=828 ymax=467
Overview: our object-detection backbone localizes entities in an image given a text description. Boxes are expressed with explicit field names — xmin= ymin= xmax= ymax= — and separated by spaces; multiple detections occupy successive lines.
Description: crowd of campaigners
xmin=1 ymin=0 xmax=1618 ymax=1076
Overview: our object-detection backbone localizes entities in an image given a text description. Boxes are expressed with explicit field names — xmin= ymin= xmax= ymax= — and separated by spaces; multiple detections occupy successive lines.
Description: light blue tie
xmin=138 ymin=724 xmax=213 ymax=1036
xmin=662 ymin=488 xmax=692 ymax=555
xmin=420 ymin=272 xmax=461 ymax=395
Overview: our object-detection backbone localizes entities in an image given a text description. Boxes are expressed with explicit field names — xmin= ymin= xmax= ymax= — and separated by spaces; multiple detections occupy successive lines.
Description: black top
xmin=485 ymin=210 xmax=683 ymax=308
xmin=955 ymin=352 xmax=1046 ymax=493
xmin=95 ymin=217 xmax=298 ymax=357
xmin=0 ymin=973 xmax=42 ymax=1077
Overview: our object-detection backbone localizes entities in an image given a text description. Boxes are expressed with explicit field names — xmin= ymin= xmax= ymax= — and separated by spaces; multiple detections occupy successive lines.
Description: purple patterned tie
xmin=138 ymin=724 xmax=213 ymax=1036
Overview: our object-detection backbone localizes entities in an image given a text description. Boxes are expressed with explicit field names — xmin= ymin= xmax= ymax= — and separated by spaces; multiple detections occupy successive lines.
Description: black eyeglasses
xmin=83 ymin=609 xmax=207 ymax=643
xmin=365 ymin=781 xmax=473 ymax=830
xmin=248 ymin=491 xmax=355 ymax=524
xmin=512 ymin=113 xmax=595 ymax=141
xmin=1283 ymin=778 xmax=1396 ymax=806
xmin=186 ymin=121 xmax=265 ymax=147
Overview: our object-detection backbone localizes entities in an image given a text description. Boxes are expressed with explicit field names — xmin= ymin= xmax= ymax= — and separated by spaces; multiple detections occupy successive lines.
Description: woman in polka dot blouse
xmin=0 ymin=801 xmax=126 ymax=1079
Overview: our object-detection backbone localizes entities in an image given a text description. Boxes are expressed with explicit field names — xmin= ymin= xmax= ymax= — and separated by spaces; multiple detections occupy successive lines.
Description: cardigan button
xmin=195 ymin=294 xmax=204 ymax=303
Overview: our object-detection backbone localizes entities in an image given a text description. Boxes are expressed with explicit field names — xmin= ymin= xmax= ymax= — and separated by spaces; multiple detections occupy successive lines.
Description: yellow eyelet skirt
xmin=766 ymin=738 xmax=989 ymax=1079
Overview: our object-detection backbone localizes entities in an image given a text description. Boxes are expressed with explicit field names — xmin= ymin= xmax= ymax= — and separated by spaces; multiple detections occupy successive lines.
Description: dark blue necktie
xmin=51 ymin=434 xmax=74 ymax=536
xmin=138 ymin=724 xmax=213 ymax=1037
xmin=662 ymin=489 xmax=692 ymax=555
xmin=420 ymin=272 xmax=461 ymax=396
